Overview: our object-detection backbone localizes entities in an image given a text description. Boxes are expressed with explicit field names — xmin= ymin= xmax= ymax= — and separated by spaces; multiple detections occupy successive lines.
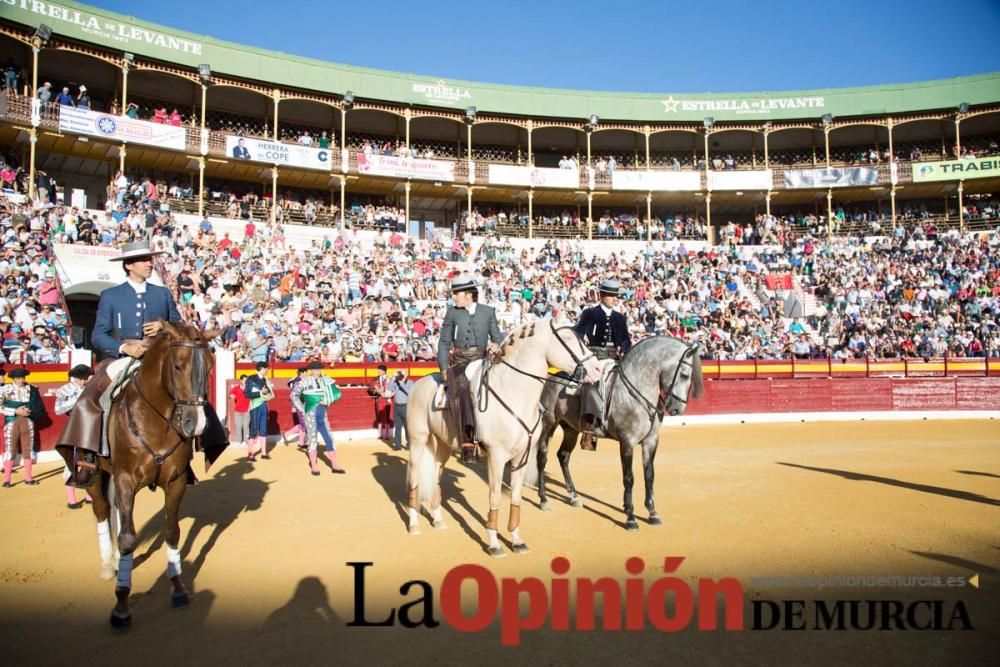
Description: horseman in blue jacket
xmin=57 ymin=240 xmax=228 ymax=487
xmin=572 ymin=279 xmax=632 ymax=451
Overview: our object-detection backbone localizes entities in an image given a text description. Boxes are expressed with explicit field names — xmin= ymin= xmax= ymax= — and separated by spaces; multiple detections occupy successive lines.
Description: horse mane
xmin=495 ymin=319 xmax=545 ymax=361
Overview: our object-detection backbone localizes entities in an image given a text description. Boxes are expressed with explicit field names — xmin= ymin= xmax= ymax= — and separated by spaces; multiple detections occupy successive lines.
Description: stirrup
xmin=460 ymin=442 xmax=478 ymax=464
xmin=579 ymin=432 xmax=597 ymax=452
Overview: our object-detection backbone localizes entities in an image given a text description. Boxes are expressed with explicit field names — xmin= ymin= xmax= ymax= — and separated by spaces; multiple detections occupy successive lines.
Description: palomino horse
xmin=406 ymin=319 xmax=603 ymax=557
xmin=528 ymin=336 xmax=704 ymax=530
xmin=86 ymin=321 xmax=219 ymax=629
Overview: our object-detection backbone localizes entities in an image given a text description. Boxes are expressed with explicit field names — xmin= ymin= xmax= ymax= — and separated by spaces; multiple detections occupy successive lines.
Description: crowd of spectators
xmin=3 ymin=166 xmax=998 ymax=366
xmin=0 ymin=195 xmax=75 ymax=364
xmin=130 ymin=212 xmax=999 ymax=364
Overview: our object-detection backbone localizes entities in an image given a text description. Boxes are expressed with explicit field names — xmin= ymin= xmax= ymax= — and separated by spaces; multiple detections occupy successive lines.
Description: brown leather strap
xmin=487 ymin=508 xmax=499 ymax=531
xmin=408 ymin=486 xmax=419 ymax=509
xmin=508 ymin=504 xmax=521 ymax=532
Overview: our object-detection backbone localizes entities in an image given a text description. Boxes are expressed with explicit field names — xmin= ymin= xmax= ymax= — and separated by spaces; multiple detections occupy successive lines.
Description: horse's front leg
xmin=620 ymin=444 xmax=639 ymax=531
xmin=164 ymin=470 xmax=190 ymax=608
xmin=557 ymin=426 xmax=583 ymax=508
xmin=508 ymin=457 xmax=529 ymax=554
xmin=110 ymin=474 xmax=137 ymax=630
xmin=485 ymin=452 xmax=505 ymax=558
xmin=642 ymin=439 xmax=662 ymax=526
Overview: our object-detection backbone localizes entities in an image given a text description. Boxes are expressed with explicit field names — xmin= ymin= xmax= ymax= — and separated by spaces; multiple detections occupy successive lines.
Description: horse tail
xmin=690 ymin=352 xmax=705 ymax=399
xmin=416 ymin=445 xmax=437 ymax=504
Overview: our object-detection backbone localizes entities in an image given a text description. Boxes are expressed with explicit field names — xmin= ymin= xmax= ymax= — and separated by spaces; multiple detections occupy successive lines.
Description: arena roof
xmin=2 ymin=0 xmax=999 ymax=123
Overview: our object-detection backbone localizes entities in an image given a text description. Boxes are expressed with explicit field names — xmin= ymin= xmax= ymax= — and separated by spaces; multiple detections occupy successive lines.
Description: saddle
xmin=439 ymin=352 xmax=485 ymax=463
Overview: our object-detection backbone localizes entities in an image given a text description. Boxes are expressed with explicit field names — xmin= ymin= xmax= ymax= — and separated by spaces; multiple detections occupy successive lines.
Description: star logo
xmin=662 ymin=96 xmax=680 ymax=113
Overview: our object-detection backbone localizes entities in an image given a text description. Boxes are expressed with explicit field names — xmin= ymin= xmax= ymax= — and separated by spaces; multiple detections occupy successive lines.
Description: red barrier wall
xmin=682 ymin=377 xmax=1000 ymax=415
xmin=16 ymin=367 xmax=1000 ymax=453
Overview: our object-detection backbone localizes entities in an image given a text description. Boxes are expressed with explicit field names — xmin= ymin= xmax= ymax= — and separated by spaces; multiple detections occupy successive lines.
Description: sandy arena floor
xmin=0 ymin=419 xmax=997 ymax=666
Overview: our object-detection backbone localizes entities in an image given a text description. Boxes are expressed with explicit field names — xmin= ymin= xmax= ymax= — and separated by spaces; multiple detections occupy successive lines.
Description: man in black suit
xmin=572 ymin=279 xmax=631 ymax=450
xmin=232 ymin=137 xmax=252 ymax=159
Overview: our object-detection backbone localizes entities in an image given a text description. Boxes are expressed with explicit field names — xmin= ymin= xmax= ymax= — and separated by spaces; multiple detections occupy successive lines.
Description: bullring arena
xmin=0 ymin=1 xmax=999 ymax=664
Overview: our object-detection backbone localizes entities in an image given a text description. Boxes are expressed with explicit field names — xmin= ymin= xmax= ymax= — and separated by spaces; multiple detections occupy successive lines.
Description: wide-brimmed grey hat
xmin=598 ymin=279 xmax=622 ymax=296
xmin=108 ymin=240 xmax=166 ymax=262
xmin=450 ymin=276 xmax=479 ymax=293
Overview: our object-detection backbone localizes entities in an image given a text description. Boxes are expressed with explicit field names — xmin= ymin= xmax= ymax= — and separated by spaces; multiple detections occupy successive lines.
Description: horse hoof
xmin=625 ymin=519 xmax=640 ymax=532
xmin=172 ymin=592 xmax=190 ymax=609
xmin=432 ymin=520 xmax=448 ymax=530
xmin=99 ymin=565 xmax=115 ymax=581
xmin=487 ymin=546 xmax=506 ymax=558
xmin=407 ymin=525 xmax=421 ymax=536
xmin=569 ymin=497 xmax=584 ymax=508
xmin=512 ymin=543 xmax=530 ymax=554
xmin=109 ymin=610 xmax=131 ymax=631
xmin=649 ymin=514 xmax=663 ymax=526
xmin=539 ymin=500 xmax=551 ymax=512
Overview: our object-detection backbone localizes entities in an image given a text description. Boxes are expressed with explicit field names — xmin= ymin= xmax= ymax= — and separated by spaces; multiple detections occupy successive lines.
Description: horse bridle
xmin=614 ymin=341 xmax=699 ymax=443
xmin=128 ymin=340 xmax=212 ymax=467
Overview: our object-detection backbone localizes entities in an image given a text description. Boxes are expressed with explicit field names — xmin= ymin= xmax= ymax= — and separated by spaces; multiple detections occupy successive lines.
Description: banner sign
xmin=59 ymin=107 xmax=186 ymax=150
xmin=912 ymin=158 xmax=1000 ymax=183
xmin=487 ymin=165 xmax=579 ymax=189
xmin=4 ymin=0 xmax=204 ymax=55
xmin=226 ymin=136 xmax=331 ymax=171
xmin=661 ymin=94 xmax=826 ymax=117
xmin=611 ymin=170 xmax=700 ymax=191
xmin=783 ymin=167 xmax=878 ymax=189
xmin=358 ymin=153 xmax=455 ymax=182
xmin=708 ymin=170 xmax=773 ymax=191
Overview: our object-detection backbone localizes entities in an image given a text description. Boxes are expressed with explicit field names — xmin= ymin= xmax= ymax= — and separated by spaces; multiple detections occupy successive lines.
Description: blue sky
xmin=91 ymin=0 xmax=1000 ymax=93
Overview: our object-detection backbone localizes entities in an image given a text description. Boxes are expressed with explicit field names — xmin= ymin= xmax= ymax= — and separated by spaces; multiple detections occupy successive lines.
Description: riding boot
xmin=324 ymin=449 xmax=345 ymax=474
xmin=2 ymin=460 xmax=12 ymax=487
xmin=185 ymin=464 xmax=199 ymax=486
xmin=308 ymin=450 xmax=320 ymax=476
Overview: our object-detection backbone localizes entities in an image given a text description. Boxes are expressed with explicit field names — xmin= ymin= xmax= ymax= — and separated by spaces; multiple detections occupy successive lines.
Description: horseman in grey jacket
xmin=437 ymin=276 xmax=503 ymax=462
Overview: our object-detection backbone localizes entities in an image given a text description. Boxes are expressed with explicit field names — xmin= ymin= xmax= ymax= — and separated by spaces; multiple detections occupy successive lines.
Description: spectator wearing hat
xmin=1 ymin=368 xmax=47 ymax=487
xmin=242 ymin=361 xmax=274 ymax=461
xmin=52 ymin=364 xmax=94 ymax=507
xmin=438 ymin=275 xmax=503 ymax=462
xmin=369 ymin=364 xmax=392 ymax=441
xmin=573 ymin=278 xmax=632 ymax=451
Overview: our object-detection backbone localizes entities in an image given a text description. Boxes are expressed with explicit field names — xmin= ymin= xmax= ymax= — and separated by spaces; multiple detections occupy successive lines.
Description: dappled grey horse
xmin=528 ymin=336 xmax=704 ymax=531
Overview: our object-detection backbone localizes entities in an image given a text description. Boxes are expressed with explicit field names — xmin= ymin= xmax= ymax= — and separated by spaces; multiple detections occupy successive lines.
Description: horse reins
xmin=477 ymin=321 xmax=595 ymax=472
xmin=123 ymin=340 xmax=211 ymax=482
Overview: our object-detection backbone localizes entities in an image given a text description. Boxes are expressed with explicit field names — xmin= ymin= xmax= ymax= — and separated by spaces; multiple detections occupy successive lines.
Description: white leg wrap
xmin=407 ymin=507 xmax=419 ymax=527
xmin=487 ymin=528 xmax=500 ymax=548
xmin=166 ymin=545 xmax=182 ymax=578
xmin=97 ymin=520 xmax=113 ymax=563
xmin=510 ymin=527 xmax=523 ymax=545
xmin=431 ymin=506 xmax=444 ymax=524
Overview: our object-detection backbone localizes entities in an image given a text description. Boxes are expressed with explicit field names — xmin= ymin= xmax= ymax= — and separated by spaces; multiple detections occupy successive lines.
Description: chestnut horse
xmin=87 ymin=321 xmax=219 ymax=629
